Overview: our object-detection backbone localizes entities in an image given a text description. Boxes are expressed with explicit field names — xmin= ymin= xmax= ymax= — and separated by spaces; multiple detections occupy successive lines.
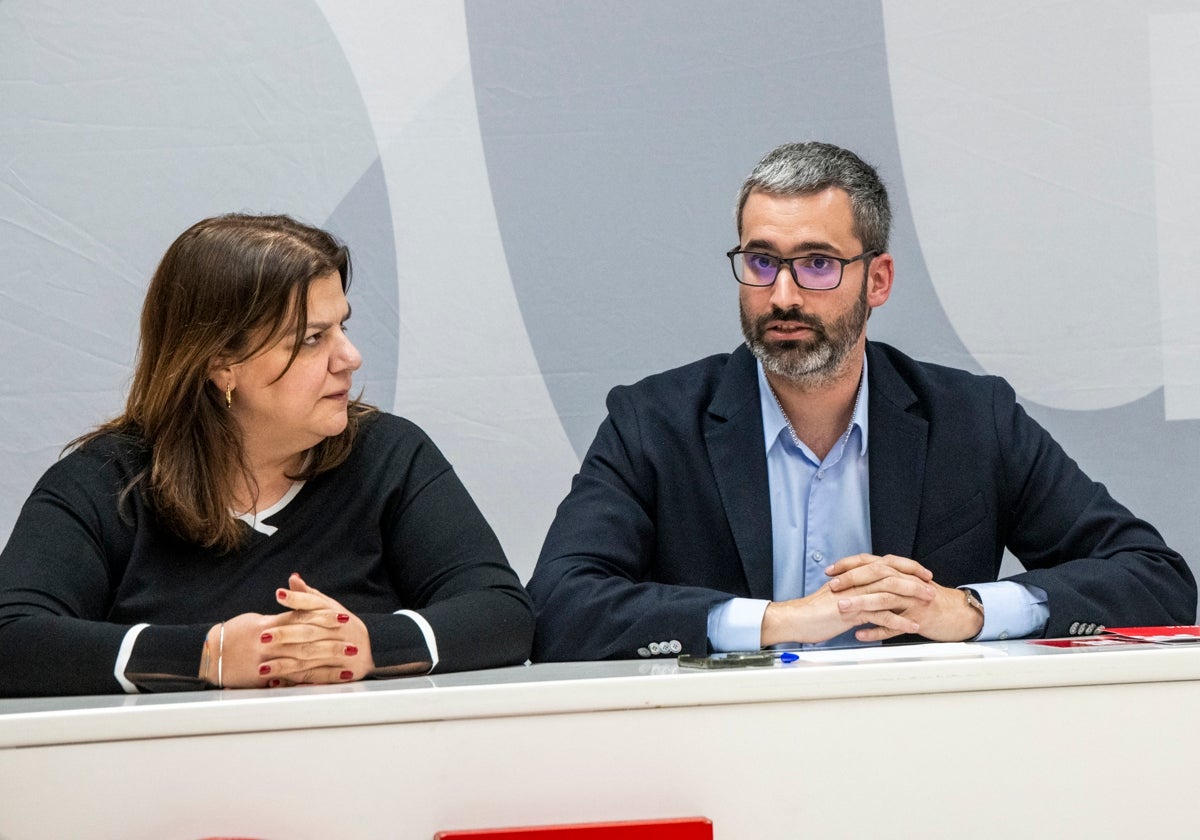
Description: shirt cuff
xmin=964 ymin=581 xmax=1049 ymax=641
xmin=707 ymin=598 xmax=770 ymax=652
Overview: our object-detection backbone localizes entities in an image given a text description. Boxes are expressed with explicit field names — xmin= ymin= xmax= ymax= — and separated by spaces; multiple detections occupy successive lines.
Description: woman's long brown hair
xmin=74 ymin=213 xmax=375 ymax=552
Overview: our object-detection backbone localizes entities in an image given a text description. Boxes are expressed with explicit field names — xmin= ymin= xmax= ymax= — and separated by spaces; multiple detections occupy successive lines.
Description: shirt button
xmin=810 ymin=550 xmax=823 ymax=563
xmin=816 ymin=470 xmax=825 ymax=480
xmin=999 ymin=632 xmax=1009 ymax=640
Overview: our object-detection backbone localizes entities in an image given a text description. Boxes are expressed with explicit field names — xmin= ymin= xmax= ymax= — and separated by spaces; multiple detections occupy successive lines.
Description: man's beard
xmin=740 ymin=283 xmax=869 ymax=387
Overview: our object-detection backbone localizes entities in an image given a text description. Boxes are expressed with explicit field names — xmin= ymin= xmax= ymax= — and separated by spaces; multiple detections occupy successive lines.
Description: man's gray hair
xmin=735 ymin=141 xmax=891 ymax=253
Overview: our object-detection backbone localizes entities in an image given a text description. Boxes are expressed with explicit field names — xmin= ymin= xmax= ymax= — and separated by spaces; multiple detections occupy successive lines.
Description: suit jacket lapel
xmin=704 ymin=346 xmax=774 ymax=600
xmin=867 ymin=343 xmax=928 ymax=558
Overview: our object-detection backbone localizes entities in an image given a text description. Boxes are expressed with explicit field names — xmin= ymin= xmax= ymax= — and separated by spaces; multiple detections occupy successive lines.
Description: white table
xmin=2 ymin=640 xmax=1198 ymax=839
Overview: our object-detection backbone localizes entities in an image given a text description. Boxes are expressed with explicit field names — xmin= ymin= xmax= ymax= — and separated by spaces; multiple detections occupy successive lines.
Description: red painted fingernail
xmin=268 ymin=679 xmax=281 ymax=688
xmin=344 ymin=645 xmax=358 ymax=656
xmin=277 ymin=589 xmax=288 ymax=600
xmin=339 ymin=670 xmax=353 ymax=681
xmin=337 ymin=613 xmax=350 ymax=624
xmin=260 ymin=632 xmax=273 ymax=643
xmin=259 ymin=664 xmax=271 ymax=675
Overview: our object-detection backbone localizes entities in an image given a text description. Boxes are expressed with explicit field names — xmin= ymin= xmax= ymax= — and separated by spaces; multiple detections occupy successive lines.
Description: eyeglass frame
xmin=725 ymin=248 xmax=879 ymax=291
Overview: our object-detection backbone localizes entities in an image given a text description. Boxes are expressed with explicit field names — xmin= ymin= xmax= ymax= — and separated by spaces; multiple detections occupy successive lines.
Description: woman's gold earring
xmin=225 ymin=386 xmax=232 ymax=409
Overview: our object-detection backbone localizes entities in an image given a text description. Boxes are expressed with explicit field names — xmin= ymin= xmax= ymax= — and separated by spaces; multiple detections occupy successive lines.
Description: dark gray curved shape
xmin=466 ymin=0 xmax=1199 ymax=588
xmin=323 ymin=157 xmax=399 ymax=412
xmin=465 ymin=0 xmax=965 ymax=452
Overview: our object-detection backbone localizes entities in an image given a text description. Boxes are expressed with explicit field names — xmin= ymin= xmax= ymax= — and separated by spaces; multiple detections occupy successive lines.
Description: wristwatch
xmin=962 ymin=587 xmax=985 ymax=622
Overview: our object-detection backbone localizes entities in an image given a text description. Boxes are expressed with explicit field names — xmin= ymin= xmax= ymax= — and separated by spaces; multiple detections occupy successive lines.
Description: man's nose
xmin=769 ymin=264 xmax=806 ymax=309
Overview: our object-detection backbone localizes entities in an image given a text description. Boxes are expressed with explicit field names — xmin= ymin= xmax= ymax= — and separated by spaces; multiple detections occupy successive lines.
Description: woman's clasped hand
xmin=207 ymin=573 xmax=375 ymax=688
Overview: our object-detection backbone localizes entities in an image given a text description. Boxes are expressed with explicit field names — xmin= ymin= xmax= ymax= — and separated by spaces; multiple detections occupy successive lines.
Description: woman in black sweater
xmin=0 ymin=213 xmax=533 ymax=696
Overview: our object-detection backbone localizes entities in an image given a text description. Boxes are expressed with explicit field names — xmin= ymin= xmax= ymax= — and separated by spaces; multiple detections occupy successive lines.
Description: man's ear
xmin=866 ymin=252 xmax=894 ymax=308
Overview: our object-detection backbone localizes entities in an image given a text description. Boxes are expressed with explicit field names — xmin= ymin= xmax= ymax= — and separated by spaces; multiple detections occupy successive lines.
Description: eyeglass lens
xmin=734 ymin=253 xmax=842 ymax=289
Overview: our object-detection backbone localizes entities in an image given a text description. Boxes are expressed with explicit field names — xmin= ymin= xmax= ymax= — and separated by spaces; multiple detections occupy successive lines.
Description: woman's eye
xmin=302 ymin=332 xmax=322 ymax=346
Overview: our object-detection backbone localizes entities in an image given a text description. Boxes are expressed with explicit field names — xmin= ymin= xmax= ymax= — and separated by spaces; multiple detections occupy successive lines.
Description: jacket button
xmin=649 ymin=642 xmax=661 ymax=655
xmin=637 ymin=647 xmax=651 ymax=658
xmin=1069 ymin=622 xmax=1081 ymax=635
xmin=669 ymin=640 xmax=682 ymax=653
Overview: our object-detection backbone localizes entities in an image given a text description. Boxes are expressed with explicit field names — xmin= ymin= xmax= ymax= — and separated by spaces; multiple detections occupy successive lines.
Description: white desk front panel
xmin=1 ymin=641 xmax=1195 ymax=839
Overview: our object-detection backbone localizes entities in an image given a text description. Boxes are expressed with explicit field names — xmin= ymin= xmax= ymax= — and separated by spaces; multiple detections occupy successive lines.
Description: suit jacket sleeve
xmin=528 ymin=385 xmax=742 ymax=661
xmin=990 ymin=378 xmax=1195 ymax=633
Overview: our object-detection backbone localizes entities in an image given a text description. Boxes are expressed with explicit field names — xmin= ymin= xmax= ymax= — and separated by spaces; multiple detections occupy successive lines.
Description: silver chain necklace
xmin=767 ymin=375 xmax=865 ymax=455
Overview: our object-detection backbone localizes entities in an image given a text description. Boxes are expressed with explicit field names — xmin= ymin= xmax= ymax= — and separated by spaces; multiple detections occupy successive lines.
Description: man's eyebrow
xmin=742 ymin=238 xmax=839 ymax=254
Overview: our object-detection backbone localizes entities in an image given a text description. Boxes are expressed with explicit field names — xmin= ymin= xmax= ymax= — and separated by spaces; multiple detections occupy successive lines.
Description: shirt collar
xmin=756 ymin=355 xmax=870 ymax=457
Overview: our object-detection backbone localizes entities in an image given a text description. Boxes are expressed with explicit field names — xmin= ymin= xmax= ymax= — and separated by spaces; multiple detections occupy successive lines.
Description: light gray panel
xmin=886 ymin=0 xmax=1160 ymax=411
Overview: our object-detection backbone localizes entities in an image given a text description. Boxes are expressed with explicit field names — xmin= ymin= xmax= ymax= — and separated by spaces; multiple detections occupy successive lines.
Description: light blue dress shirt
xmin=706 ymin=357 xmax=1048 ymax=651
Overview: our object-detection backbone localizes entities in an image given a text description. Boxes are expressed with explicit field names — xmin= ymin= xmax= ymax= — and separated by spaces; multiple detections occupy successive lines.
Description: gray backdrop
xmin=2 ymin=0 xmax=1197 ymax=605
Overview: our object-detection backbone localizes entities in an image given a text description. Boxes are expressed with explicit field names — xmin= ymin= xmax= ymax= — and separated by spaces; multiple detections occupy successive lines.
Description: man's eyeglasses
xmin=726 ymin=249 xmax=878 ymax=291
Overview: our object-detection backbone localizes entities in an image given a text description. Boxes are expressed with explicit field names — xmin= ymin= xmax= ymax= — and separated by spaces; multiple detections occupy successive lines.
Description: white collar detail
xmin=233 ymin=480 xmax=306 ymax=536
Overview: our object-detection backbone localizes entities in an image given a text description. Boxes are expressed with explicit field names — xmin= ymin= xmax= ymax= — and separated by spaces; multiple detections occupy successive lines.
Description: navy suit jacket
xmin=529 ymin=342 xmax=1196 ymax=661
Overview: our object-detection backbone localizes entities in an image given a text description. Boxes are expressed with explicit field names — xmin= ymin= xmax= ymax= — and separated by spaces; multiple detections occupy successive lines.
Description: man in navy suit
xmin=528 ymin=141 xmax=1195 ymax=661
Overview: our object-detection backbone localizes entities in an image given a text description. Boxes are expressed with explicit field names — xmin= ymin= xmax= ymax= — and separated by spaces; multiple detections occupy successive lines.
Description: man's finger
xmin=826 ymin=553 xmax=932 ymax=580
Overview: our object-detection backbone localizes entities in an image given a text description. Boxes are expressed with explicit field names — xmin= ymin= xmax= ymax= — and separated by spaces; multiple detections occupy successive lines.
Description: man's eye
xmin=748 ymin=254 xmax=776 ymax=271
xmin=807 ymin=257 xmax=833 ymax=271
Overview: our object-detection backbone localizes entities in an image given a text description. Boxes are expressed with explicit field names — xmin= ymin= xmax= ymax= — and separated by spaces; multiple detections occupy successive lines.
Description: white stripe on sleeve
xmin=394 ymin=609 xmax=439 ymax=673
xmin=114 ymin=623 xmax=150 ymax=694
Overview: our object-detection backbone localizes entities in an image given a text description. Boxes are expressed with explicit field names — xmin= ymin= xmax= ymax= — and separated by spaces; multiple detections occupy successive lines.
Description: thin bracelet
xmin=217 ymin=621 xmax=225 ymax=689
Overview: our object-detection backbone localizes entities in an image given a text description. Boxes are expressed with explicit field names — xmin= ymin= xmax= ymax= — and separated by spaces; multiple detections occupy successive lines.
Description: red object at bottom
xmin=434 ymin=817 xmax=713 ymax=839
